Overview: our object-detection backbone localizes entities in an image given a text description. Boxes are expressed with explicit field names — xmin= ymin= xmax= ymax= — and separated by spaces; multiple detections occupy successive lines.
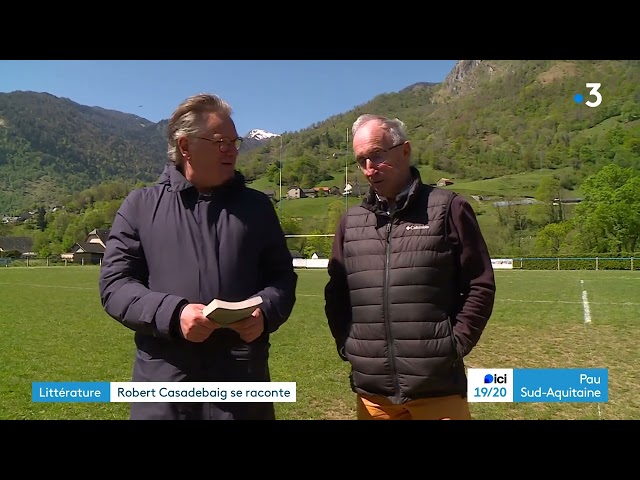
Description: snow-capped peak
xmin=246 ymin=129 xmax=280 ymax=140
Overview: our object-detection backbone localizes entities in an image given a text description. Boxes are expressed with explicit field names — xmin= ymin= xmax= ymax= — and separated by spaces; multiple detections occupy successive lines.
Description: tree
xmin=535 ymin=222 xmax=572 ymax=254
xmin=302 ymin=229 xmax=330 ymax=258
xmin=36 ymin=206 xmax=47 ymax=231
xmin=621 ymin=100 xmax=640 ymax=122
xmin=572 ymin=165 xmax=640 ymax=253
xmin=265 ymin=162 xmax=281 ymax=184
xmin=325 ymin=200 xmax=345 ymax=235
xmin=532 ymin=176 xmax=562 ymax=225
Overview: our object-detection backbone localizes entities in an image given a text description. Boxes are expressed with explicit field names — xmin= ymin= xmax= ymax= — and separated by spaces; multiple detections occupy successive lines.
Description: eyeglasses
xmin=356 ymin=142 xmax=405 ymax=168
xmin=196 ymin=136 xmax=244 ymax=152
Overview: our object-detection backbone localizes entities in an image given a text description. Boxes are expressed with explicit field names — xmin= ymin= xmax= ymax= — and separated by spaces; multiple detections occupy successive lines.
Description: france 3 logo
xmin=467 ymin=368 xmax=514 ymax=403
xmin=574 ymin=83 xmax=603 ymax=108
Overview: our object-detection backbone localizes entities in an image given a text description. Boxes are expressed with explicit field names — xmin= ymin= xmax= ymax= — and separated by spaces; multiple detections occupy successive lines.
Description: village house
xmin=63 ymin=228 xmax=110 ymax=265
xmin=286 ymin=186 xmax=302 ymax=199
xmin=0 ymin=236 xmax=35 ymax=257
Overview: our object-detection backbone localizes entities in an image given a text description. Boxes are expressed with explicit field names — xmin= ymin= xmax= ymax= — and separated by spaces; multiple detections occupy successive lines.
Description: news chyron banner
xmin=467 ymin=368 xmax=608 ymax=403
xmin=32 ymin=382 xmax=296 ymax=403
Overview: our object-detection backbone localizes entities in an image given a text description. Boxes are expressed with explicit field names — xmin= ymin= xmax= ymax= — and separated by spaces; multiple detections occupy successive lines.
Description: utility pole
xmin=278 ymin=135 xmax=283 ymax=221
xmin=345 ymin=128 xmax=349 ymax=212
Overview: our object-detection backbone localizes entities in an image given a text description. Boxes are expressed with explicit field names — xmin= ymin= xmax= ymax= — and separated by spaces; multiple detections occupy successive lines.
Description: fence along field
xmin=0 ymin=267 xmax=637 ymax=420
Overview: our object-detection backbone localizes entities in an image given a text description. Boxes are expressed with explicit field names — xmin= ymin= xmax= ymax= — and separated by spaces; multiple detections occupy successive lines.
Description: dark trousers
xmin=129 ymin=337 xmax=276 ymax=420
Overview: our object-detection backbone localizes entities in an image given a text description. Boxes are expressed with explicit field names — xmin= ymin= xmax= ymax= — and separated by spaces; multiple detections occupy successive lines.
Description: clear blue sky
xmin=0 ymin=60 xmax=457 ymax=136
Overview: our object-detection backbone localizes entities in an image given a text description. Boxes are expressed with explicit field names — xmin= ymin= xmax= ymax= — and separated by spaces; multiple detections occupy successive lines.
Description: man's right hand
xmin=179 ymin=303 xmax=222 ymax=342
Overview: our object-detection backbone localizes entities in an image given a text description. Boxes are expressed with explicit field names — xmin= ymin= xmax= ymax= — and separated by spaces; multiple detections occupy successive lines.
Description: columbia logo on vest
xmin=406 ymin=225 xmax=429 ymax=230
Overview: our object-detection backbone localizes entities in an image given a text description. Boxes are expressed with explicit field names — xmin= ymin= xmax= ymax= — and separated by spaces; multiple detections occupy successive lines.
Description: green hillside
xmin=1 ymin=60 xmax=638 ymax=259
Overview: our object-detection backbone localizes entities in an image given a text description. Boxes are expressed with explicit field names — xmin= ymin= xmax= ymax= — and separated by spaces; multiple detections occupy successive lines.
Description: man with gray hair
xmin=99 ymin=93 xmax=297 ymax=420
xmin=325 ymin=114 xmax=495 ymax=420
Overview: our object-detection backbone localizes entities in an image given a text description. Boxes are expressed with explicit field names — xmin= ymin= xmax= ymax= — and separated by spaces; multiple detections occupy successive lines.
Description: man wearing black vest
xmin=324 ymin=114 xmax=496 ymax=420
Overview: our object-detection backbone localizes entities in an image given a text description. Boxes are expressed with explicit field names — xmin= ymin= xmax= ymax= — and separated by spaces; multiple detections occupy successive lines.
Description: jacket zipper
xmin=384 ymin=217 xmax=400 ymax=397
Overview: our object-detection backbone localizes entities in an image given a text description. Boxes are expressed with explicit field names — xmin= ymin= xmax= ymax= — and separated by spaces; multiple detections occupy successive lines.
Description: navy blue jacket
xmin=99 ymin=163 xmax=297 ymax=361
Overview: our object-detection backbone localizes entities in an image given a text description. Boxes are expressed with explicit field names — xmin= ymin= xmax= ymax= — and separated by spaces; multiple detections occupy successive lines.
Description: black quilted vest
xmin=342 ymin=174 xmax=467 ymax=403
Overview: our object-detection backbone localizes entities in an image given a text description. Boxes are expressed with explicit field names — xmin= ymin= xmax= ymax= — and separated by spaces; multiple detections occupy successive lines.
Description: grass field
xmin=0 ymin=267 xmax=638 ymax=420
xmin=435 ymin=167 xmax=581 ymax=199
xmin=246 ymin=167 xmax=579 ymax=253
xmin=247 ymin=165 xmax=575 ymax=201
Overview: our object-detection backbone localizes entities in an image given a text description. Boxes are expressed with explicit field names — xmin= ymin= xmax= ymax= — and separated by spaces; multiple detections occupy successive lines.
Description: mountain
xmin=236 ymin=60 xmax=639 ymax=189
xmin=0 ymin=93 xmax=275 ymax=214
xmin=241 ymin=129 xmax=280 ymax=152
xmin=0 ymin=91 xmax=168 ymax=214
xmin=1 ymin=60 xmax=639 ymax=216
xmin=246 ymin=129 xmax=280 ymax=141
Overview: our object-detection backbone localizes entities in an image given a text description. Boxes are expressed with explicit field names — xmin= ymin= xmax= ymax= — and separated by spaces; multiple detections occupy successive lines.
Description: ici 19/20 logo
xmin=484 ymin=373 xmax=508 ymax=384
xmin=574 ymin=83 xmax=602 ymax=108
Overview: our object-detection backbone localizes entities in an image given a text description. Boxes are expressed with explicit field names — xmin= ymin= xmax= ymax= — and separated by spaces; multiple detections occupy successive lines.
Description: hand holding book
xmin=202 ymin=296 xmax=264 ymax=326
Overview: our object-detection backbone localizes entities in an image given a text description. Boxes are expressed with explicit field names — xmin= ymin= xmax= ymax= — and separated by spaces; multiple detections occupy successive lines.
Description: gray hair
xmin=167 ymin=93 xmax=233 ymax=165
xmin=351 ymin=114 xmax=408 ymax=145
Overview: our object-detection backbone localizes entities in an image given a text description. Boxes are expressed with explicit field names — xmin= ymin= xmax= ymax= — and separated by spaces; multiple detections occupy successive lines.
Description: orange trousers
xmin=357 ymin=393 xmax=472 ymax=420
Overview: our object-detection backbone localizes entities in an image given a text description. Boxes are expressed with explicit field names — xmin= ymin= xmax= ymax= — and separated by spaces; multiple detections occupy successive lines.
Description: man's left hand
xmin=227 ymin=308 xmax=265 ymax=343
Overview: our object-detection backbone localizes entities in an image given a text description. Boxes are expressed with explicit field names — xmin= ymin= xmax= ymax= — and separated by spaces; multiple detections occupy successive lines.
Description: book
xmin=202 ymin=296 xmax=263 ymax=326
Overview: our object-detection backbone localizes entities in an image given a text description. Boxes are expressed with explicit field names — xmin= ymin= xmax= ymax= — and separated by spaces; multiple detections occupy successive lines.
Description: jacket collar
xmin=364 ymin=166 xmax=423 ymax=214
xmin=157 ymin=162 xmax=246 ymax=194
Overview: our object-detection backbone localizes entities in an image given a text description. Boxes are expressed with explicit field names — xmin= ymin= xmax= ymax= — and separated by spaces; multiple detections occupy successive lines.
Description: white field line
xmin=581 ymin=280 xmax=592 ymax=324
xmin=496 ymin=298 xmax=639 ymax=306
xmin=579 ymin=279 xmax=602 ymax=420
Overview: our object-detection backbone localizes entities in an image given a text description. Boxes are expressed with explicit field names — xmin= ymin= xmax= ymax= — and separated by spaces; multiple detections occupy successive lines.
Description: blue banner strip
xmin=513 ymin=368 xmax=608 ymax=402
xmin=32 ymin=382 xmax=110 ymax=402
